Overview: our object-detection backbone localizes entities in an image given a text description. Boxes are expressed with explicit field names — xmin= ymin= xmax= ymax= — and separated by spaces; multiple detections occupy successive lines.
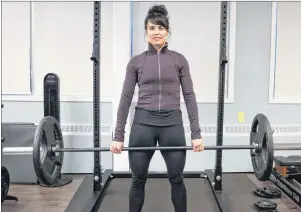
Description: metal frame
xmin=214 ymin=1 xmax=229 ymax=192
xmin=202 ymin=3 xmax=231 ymax=211
xmin=91 ymin=1 xmax=102 ymax=192
xmin=270 ymin=171 xmax=301 ymax=207
xmin=65 ymin=2 xmax=103 ymax=211
xmin=65 ymin=169 xmax=234 ymax=212
xmin=66 ymin=1 xmax=233 ymax=212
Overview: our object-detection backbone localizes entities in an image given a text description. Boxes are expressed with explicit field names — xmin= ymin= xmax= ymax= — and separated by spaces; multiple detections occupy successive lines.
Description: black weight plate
xmin=1 ymin=166 xmax=10 ymax=203
xmin=254 ymin=199 xmax=277 ymax=210
xmin=33 ymin=116 xmax=64 ymax=186
xmin=250 ymin=113 xmax=274 ymax=181
xmin=253 ymin=187 xmax=281 ymax=199
xmin=262 ymin=186 xmax=281 ymax=198
xmin=253 ymin=188 xmax=273 ymax=198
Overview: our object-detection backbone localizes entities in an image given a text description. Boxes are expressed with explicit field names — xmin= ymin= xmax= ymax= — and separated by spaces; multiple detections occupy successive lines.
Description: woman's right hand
xmin=110 ymin=141 xmax=124 ymax=154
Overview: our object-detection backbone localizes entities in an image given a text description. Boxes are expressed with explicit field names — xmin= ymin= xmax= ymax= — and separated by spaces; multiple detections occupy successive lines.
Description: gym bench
xmin=270 ymin=153 xmax=301 ymax=207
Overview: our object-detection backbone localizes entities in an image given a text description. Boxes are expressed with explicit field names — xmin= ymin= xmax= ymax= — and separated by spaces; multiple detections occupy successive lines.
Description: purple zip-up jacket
xmin=113 ymin=42 xmax=202 ymax=142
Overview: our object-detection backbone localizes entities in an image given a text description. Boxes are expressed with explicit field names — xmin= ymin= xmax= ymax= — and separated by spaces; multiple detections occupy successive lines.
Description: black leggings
xmin=128 ymin=122 xmax=187 ymax=212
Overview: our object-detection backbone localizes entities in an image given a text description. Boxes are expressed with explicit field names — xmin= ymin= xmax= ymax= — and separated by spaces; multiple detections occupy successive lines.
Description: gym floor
xmin=1 ymin=173 xmax=301 ymax=212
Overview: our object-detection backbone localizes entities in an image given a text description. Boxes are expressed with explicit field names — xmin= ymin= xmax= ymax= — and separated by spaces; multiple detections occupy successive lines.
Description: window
xmin=2 ymin=2 xmax=31 ymax=95
xmin=269 ymin=2 xmax=301 ymax=103
xmin=2 ymin=2 xmax=114 ymax=101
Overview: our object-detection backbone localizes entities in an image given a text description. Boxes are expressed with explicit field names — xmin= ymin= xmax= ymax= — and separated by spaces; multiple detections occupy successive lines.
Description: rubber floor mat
xmin=97 ymin=177 xmax=219 ymax=212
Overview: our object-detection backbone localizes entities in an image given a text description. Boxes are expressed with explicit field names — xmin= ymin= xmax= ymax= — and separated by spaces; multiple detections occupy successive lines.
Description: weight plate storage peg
xmin=33 ymin=116 xmax=64 ymax=186
xmin=250 ymin=113 xmax=274 ymax=181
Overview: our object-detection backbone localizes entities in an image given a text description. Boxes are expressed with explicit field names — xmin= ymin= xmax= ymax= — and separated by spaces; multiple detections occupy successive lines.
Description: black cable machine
xmin=42 ymin=73 xmax=73 ymax=187
xmin=44 ymin=73 xmax=60 ymax=123
xmin=65 ymin=1 xmax=231 ymax=212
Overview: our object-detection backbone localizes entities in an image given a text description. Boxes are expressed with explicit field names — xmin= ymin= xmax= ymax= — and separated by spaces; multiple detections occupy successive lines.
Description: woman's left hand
xmin=192 ymin=138 xmax=205 ymax=152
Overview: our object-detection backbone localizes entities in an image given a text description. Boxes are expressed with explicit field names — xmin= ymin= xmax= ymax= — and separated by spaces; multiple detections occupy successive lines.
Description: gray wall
xmin=2 ymin=2 xmax=301 ymax=177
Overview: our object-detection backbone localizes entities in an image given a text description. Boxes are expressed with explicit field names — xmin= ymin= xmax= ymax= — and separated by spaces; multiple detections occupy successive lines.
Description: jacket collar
xmin=148 ymin=42 xmax=169 ymax=55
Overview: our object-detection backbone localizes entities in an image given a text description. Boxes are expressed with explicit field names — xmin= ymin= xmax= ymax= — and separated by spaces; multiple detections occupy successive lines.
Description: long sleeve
xmin=179 ymin=56 xmax=202 ymax=140
xmin=113 ymin=57 xmax=137 ymax=142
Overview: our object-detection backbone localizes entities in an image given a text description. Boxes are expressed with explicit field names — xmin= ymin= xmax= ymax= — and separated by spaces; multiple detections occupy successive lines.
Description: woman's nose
xmin=154 ymin=28 xmax=160 ymax=34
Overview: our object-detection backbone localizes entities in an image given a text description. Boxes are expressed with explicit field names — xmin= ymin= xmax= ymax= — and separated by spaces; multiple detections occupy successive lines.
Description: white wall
xmin=269 ymin=2 xmax=301 ymax=104
xmin=2 ymin=2 xmax=114 ymax=102
xmin=2 ymin=1 xmax=236 ymax=104
xmin=132 ymin=2 xmax=236 ymax=103
xmin=2 ymin=2 xmax=31 ymax=95
xmin=111 ymin=2 xmax=132 ymax=171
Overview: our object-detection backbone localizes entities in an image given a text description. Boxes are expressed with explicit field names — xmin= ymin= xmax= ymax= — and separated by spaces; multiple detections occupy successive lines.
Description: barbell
xmin=3 ymin=114 xmax=301 ymax=187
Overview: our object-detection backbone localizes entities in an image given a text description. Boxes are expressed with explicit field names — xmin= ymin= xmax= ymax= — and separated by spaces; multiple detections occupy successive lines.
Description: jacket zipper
xmin=157 ymin=52 xmax=161 ymax=110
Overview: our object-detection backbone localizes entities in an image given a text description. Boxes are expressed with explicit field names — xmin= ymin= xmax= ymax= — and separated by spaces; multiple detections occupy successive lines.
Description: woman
xmin=110 ymin=4 xmax=204 ymax=212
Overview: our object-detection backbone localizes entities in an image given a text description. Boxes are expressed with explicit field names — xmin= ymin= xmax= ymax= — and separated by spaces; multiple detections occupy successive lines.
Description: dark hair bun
xmin=148 ymin=5 xmax=168 ymax=17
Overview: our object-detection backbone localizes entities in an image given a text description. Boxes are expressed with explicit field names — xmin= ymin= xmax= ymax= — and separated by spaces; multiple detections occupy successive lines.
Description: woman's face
xmin=146 ymin=21 xmax=168 ymax=48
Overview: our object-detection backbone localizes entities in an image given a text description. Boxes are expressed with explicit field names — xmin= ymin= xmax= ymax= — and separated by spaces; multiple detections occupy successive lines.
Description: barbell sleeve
xmin=2 ymin=147 xmax=34 ymax=155
xmin=274 ymin=145 xmax=301 ymax=150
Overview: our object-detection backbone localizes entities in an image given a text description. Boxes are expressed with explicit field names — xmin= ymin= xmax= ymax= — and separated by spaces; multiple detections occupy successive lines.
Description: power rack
xmin=65 ymin=2 xmax=232 ymax=212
